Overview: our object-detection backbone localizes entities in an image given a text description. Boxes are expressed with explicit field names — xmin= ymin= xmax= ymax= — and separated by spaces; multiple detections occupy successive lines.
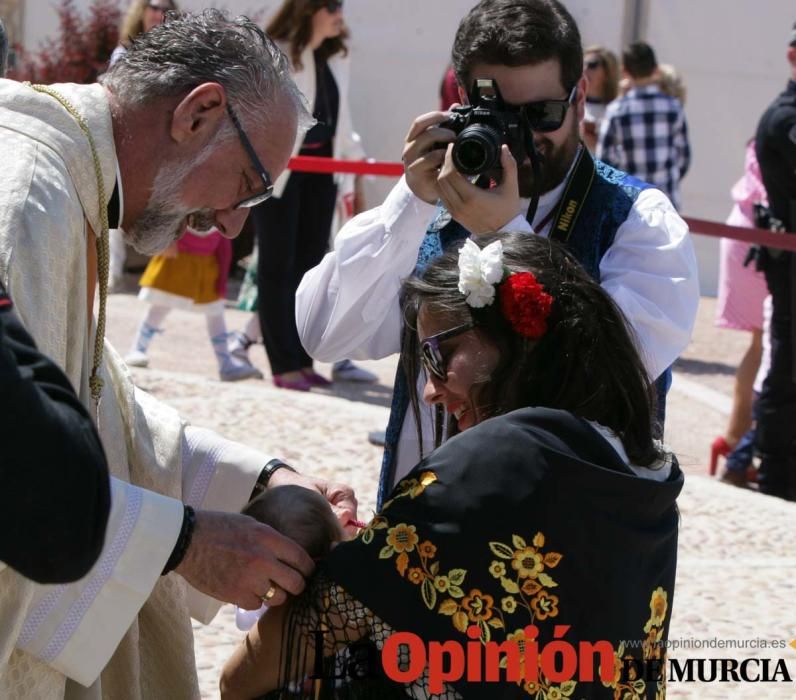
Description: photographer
xmin=296 ymin=0 xmax=698 ymax=506
xmin=752 ymin=23 xmax=796 ymax=501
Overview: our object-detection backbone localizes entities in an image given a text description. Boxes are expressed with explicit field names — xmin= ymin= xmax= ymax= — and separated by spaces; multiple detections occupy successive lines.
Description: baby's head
xmin=242 ymin=485 xmax=344 ymax=559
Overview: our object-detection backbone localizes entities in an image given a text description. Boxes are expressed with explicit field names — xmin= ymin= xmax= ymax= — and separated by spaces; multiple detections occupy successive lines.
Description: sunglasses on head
xmin=585 ymin=58 xmax=603 ymax=70
xmin=322 ymin=0 xmax=343 ymax=11
xmin=420 ymin=321 xmax=476 ymax=382
xmin=518 ymin=84 xmax=578 ymax=133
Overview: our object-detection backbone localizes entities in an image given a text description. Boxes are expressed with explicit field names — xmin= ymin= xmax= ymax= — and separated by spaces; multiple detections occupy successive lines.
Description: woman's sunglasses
xmin=322 ymin=0 xmax=343 ymax=12
xmin=584 ymin=59 xmax=603 ymax=71
xmin=519 ymin=84 xmax=577 ymax=133
xmin=420 ymin=322 xmax=476 ymax=382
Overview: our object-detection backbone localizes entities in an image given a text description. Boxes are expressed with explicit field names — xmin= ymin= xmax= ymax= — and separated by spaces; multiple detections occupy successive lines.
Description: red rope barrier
xmin=289 ymin=156 xmax=796 ymax=252
xmin=683 ymin=217 xmax=796 ymax=253
xmin=288 ymin=156 xmax=404 ymax=177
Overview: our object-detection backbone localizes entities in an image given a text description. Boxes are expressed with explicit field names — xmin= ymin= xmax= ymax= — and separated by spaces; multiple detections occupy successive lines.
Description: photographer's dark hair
xmin=266 ymin=0 xmax=348 ymax=71
xmin=401 ymin=233 xmax=660 ymax=467
xmin=622 ymin=41 xmax=658 ymax=79
xmin=452 ymin=0 xmax=583 ymax=95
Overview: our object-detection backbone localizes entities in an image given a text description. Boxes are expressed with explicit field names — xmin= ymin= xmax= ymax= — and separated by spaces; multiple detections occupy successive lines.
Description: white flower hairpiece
xmin=457 ymin=239 xmax=505 ymax=308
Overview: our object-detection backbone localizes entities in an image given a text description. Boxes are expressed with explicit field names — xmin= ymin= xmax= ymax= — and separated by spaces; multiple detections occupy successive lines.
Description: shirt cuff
xmin=501 ymin=214 xmax=534 ymax=234
xmin=381 ymin=177 xmax=438 ymax=234
xmin=18 ymin=479 xmax=184 ymax=686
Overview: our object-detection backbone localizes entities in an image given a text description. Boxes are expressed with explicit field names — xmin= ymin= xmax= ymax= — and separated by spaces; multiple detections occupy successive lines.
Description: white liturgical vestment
xmin=0 ymin=79 xmax=270 ymax=699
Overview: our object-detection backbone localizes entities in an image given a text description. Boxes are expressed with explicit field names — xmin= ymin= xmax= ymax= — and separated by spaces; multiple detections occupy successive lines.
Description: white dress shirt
xmin=296 ymin=166 xmax=699 ymax=483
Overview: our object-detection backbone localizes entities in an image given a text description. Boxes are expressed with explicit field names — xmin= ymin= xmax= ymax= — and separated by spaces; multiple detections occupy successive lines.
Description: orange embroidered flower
xmin=511 ymin=547 xmax=544 ymax=579
xmin=385 ymin=523 xmax=419 ymax=553
xmin=418 ymin=541 xmax=437 ymax=558
xmin=462 ymin=589 xmax=494 ymax=623
xmin=521 ymin=579 xmax=542 ymax=597
xmin=530 ymin=591 xmax=559 ymax=620
xmin=407 ymin=567 xmax=425 ymax=585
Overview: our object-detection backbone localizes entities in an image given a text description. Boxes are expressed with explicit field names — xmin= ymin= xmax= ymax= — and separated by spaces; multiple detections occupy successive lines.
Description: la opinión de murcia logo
xmin=308 ymin=628 xmax=796 ymax=690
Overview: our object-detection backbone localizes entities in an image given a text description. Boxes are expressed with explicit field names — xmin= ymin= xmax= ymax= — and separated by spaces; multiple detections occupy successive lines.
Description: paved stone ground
xmin=104 ymin=284 xmax=796 ymax=699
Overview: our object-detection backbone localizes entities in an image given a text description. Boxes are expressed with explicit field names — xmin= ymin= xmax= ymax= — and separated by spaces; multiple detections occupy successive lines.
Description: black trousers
xmin=755 ymin=250 xmax=796 ymax=500
xmin=253 ymin=171 xmax=337 ymax=375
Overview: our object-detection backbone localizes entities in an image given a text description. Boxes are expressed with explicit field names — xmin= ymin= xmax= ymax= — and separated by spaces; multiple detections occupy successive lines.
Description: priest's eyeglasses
xmin=420 ymin=322 xmax=476 ymax=381
xmin=226 ymin=104 xmax=274 ymax=209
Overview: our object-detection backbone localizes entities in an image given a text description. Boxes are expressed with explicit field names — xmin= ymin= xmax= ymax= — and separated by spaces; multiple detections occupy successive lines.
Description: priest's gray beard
xmin=123 ymin=145 xmax=217 ymax=255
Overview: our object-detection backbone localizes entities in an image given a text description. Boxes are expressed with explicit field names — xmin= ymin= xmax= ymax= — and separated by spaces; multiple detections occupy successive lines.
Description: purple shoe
xmin=273 ymin=375 xmax=312 ymax=392
xmin=302 ymin=369 xmax=332 ymax=387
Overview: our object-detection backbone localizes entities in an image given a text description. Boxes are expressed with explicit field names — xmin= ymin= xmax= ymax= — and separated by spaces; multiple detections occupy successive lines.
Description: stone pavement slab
xmin=102 ymin=292 xmax=796 ymax=698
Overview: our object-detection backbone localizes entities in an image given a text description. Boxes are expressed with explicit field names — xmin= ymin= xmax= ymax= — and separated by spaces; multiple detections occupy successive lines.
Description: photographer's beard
xmin=123 ymin=145 xmax=218 ymax=255
xmin=517 ymin=118 xmax=580 ymax=199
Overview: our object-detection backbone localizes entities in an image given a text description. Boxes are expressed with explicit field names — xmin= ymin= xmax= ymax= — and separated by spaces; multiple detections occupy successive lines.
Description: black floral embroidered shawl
xmin=278 ymin=407 xmax=683 ymax=699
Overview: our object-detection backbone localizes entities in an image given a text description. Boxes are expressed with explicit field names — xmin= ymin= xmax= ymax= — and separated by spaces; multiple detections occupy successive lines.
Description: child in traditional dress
xmin=125 ymin=227 xmax=263 ymax=381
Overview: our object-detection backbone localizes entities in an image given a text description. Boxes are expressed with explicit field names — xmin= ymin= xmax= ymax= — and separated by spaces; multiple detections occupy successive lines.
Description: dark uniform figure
xmin=753 ymin=24 xmax=796 ymax=500
xmin=0 ymin=279 xmax=111 ymax=582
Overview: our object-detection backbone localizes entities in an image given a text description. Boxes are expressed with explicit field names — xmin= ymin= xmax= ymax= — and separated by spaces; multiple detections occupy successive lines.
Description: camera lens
xmin=452 ymin=125 xmax=502 ymax=176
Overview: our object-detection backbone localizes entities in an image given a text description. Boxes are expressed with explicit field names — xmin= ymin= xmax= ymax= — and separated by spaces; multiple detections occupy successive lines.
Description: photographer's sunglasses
xmin=420 ymin=322 xmax=476 ymax=382
xmin=226 ymin=104 xmax=274 ymax=209
xmin=519 ymin=84 xmax=578 ymax=133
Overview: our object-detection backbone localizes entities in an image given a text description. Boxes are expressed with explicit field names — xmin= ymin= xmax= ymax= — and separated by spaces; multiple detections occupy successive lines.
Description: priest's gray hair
xmin=0 ymin=19 xmax=8 ymax=78
xmin=101 ymin=9 xmax=311 ymax=132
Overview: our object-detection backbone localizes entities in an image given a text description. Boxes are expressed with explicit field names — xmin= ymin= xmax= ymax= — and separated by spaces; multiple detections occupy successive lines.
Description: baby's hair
xmin=243 ymin=485 xmax=343 ymax=559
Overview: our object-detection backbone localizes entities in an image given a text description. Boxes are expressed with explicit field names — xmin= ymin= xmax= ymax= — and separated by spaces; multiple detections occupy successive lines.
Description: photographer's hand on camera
xmin=437 ymin=143 xmax=521 ymax=235
xmin=402 ymin=110 xmax=458 ymax=204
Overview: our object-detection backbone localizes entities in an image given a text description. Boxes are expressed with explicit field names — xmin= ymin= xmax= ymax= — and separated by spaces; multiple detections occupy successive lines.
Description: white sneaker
xmin=229 ymin=331 xmax=256 ymax=364
xmin=124 ymin=350 xmax=149 ymax=368
xmin=332 ymin=359 xmax=378 ymax=383
xmin=219 ymin=357 xmax=264 ymax=382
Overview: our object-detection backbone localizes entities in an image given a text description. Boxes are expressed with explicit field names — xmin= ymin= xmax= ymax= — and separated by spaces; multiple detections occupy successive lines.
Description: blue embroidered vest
xmin=377 ymin=158 xmax=668 ymax=508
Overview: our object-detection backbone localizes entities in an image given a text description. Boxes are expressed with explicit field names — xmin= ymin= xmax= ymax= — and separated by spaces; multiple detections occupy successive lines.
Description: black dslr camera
xmin=439 ymin=78 xmax=527 ymax=177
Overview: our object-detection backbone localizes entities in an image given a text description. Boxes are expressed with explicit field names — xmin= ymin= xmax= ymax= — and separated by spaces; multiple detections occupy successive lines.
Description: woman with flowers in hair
xmin=222 ymin=233 xmax=683 ymax=700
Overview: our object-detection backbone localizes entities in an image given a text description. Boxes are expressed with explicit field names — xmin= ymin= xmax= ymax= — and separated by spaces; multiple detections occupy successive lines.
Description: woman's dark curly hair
xmin=401 ymin=233 xmax=660 ymax=466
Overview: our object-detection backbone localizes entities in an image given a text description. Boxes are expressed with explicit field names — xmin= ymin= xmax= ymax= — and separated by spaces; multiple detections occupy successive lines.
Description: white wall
xmin=18 ymin=0 xmax=796 ymax=295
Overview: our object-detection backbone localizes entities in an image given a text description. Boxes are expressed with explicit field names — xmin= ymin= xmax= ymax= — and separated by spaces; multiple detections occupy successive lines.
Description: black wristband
xmin=248 ymin=458 xmax=297 ymax=502
xmin=162 ymin=504 xmax=196 ymax=576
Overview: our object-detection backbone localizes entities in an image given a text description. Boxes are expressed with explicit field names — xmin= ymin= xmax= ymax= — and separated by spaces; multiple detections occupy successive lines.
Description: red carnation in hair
xmin=498 ymin=272 xmax=553 ymax=339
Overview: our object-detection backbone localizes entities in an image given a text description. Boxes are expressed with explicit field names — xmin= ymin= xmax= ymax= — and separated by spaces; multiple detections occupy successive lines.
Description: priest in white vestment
xmin=0 ymin=11 xmax=355 ymax=699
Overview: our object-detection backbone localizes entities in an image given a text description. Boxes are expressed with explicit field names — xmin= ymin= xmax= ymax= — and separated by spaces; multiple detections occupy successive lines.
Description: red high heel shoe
xmin=709 ymin=436 xmax=732 ymax=476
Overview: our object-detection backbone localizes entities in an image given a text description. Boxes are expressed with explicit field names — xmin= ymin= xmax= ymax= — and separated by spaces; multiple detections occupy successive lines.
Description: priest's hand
xmin=267 ymin=468 xmax=359 ymax=538
xmin=175 ymin=510 xmax=315 ymax=610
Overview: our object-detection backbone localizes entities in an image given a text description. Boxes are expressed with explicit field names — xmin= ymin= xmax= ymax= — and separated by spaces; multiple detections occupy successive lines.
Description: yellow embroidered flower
xmin=385 ymin=523 xmax=419 ymax=553
xmin=511 ymin=547 xmax=544 ymax=579
xmin=521 ymin=579 xmax=542 ymax=597
xmin=501 ymin=596 xmax=517 ymax=613
xmin=418 ymin=541 xmax=437 ymax=558
xmin=530 ymin=591 xmax=559 ymax=620
xmin=462 ymin=589 xmax=494 ymax=623
xmin=649 ymin=587 xmax=668 ymax=627
xmin=407 ymin=567 xmax=425 ymax=585
xmin=489 ymin=560 xmax=506 ymax=578
xmin=547 ymin=687 xmax=564 ymax=700
xmin=434 ymin=575 xmax=450 ymax=593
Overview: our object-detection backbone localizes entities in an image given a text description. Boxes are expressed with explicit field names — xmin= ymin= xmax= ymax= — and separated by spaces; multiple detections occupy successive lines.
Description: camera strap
xmin=546 ymin=145 xmax=596 ymax=244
